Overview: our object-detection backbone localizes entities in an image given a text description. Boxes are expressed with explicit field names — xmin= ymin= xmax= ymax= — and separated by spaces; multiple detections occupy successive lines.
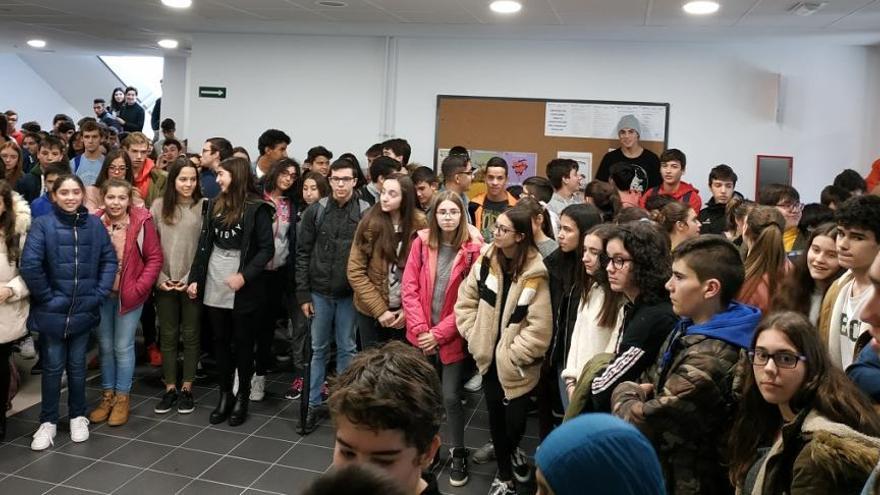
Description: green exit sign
xmin=199 ymin=86 xmax=227 ymax=99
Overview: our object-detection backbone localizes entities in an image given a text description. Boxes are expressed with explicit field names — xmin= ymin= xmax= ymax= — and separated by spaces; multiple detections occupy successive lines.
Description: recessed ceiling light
xmin=158 ymin=39 xmax=179 ymax=49
xmin=682 ymin=1 xmax=720 ymax=15
xmin=490 ymin=0 xmax=522 ymax=14
xmin=315 ymin=0 xmax=347 ymax=7
xmin=161 ymin=0 xmax=192 ymax=8
xmin=27 ymin=39 xmax=46 ymax=48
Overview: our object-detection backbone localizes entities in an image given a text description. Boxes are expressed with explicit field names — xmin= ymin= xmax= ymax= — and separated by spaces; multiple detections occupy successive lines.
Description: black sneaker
xmin=154 ymin=389 xmax=178 ymax=414
xmin=449 ymin=447 xmax=469 ymax=487
xmin=511 ymin=448 xmax=531 ymax=483
xmin=302 ymin=405 xmax=326 ymax=434
xmin=177 ymin=390 xmax=195 ymax=414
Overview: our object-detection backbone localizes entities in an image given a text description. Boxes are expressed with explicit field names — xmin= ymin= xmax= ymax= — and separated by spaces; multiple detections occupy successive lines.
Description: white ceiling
xmin=1 ymin=0 xmax=879 ymax=54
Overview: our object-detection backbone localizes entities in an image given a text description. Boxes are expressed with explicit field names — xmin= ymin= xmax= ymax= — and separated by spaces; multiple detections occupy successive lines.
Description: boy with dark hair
xmin=361 ymin=156 xmax=402 ymax=206
xmin=158 ymin=138 xmax=183 ymax=169
xmin=93 ymin=99 xmax=122 ymax=132
xmin=411 ymin=166 xmax=438 ymax=212
xmin=758 ymin=183 xmax=806 ymax=257
xmin=640 ymin=149 xmax=702 ymax=213
xmin=469 ymin=156 xmax=517 ymax=242
xmin=440 ymin=155 xmax=474 ymax=225
xmin=306 ymin=146 xmax=333 ymax=177
xmin=328 ymin=341 xmax=442 ymax=495
xmin=819 ymin=195 xmax=880 ymax=370
xmin=834 ymin=169 xmax=867 ymax=196
xmin=115 ymin=87 xmax=145 ymax=133
xmin=254 ymin=129 xmax=291 ymax=178
xmin=545 ymin=158 xmax=581 ymax=217
xmin=382 ymin=138 xmax=411 ymax=166
xmin=365 ymin=143 xmax=383 ymax=167
xmin=699 ymin=164 xmax=742 ymax=235
xmin=31 ymin=162 xmax=73 ymax=218
xmin=56 ymin=120 xmax=75 ymax=142
xmin=200 ymin=137 xmax=232 ymax=199
xmin=303 ymin=464 xmax=408 ymax=495
xmin=821 ymin=185 xmax=850 ymax=210
xmin=609 ymin=162 xmax=646 ymax=208
xmin=612 ymin=236 xmax=762 ymax=495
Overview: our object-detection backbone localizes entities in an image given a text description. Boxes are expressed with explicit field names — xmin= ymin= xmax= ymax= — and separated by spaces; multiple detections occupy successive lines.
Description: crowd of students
xmin=2 ymin=107 xmax=880 ymax=495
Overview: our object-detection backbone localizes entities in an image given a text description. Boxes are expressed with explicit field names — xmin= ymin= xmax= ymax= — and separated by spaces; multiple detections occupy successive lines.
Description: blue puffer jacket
xmin=21 ymin=204 xmax=117 ymax=339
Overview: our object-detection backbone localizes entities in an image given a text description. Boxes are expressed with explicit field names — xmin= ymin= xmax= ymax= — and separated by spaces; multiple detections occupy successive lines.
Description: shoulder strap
xmin=682 ymin=191 xmax=692 ymax=204
xmin=478 ymin=255 xmax=490 ymax=286
xmin=314 ymin=197 xmax=329 ymax=230
xmin=73 ymin=155 xmax=82 ymax=172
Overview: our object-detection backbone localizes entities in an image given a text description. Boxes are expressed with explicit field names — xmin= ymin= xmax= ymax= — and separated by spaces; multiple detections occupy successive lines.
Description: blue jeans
xmin=309 ymin=293 xmax=357 ymax=406
xmin=97 ymin=296 xmax=143 ymax=394
xmin=40 ymin=331 xmax=90 ymax=424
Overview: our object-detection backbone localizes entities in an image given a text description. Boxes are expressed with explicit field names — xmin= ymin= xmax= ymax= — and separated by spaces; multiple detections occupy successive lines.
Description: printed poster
xmin=501 ymin=151 xmax=537 ymax=186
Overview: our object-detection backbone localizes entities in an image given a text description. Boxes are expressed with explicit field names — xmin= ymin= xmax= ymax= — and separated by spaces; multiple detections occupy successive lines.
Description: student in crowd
xmin=834 ymin=169 xmax=867 ymax=197
xmin=589 ymin=221 xmax=677 ymax=412
xmin=699 ymin=164 xmax=741 ymax=235
xmin=382 ymin=138 xmax=411 ymax=167
xmin=759 ymin=184 xmax=807 ymax=258
xmin=725 ymin=197 xmax=754 ymax=245
xmin=123 ymin=132 xmax=166 ymax=208
xmin=728 ymin=311 xmax=880 ymax=494
xmin=339 ymin=153 xmax=369 ymax=195
xmin=737 ymin=205 xmax=789 ymax=314
xmin=89 ymin=179 xmax=163 ymax=427
xmin=0 ymin=180 xmax=30 ymax=441
xmin=639 ymin=149 xmax=702 ymax=213
xmin=109 ymin=87 xmax=125 ymax=115
xmin=187 ymin=157 xmax=274 ymax=427
xmin=545 ymin=158 xmax=582 ymax=218
xmin=469 ymin=157 xmax=517 ymax=242
xmin=541 ymin=204 xmax=603 ymax=431
xmin=22 ymin=174 xmax=117 ymax=451
xmin=67 ymin=130 xmax=83 ymax=159
xmin=583 ymin=180 xmax=621 ymax=222
xmin=298 ymin=171 xmax=329 ymax=215
xmin=440 ymin=154 xmax=474 ymax=224
xmin=115 ymin=86 xmax=145 ymax=133
xmin=364 ymin=142 xmax=383 ymax=167
xmin=296 ymin=158 xmax=370 ymax=432
xmin=820 ymin=195 xmax=880 ymax=370
xmin=650 ymin=200 xmax=702 ymax=251
xmin=85 ymin=149 xmax=143 ymax=212
xmin=72 ymin=120 xmax=104 ymax=187
xmin=305 ymin=146 xmax=333 ymax=177
xmin=349 ymin=173 xmax=425 ymax=348
xmin=411 ymin=166 xmax=438 ymax=212
xmin=22 ymin=135 xmax=66 ymax=198
xmin=517 ymin=197 xmax=557 ymax=258
xmin=596 ymin=115 xmax=662 ymax=189
xmin=151 ymin=158 xmax=205 ymax=415
xmin=55 ymin=120 xmax=75 ymax=143
xmin=328 ymin=341 xmax=443 ymax=495
xmin=521 ymin=176 xmax=560 ymax=235
xmin=612 ymin=236 xmax=762 ymax=495
xmin=252 ymin=158 xmax=299 ymax=401
xmin=773 ymin=223 xmax=843 ymax=325
xmin=199 ymin=137 xmax=232 ymax=199
xmin=253 ymin=129 xmax=290 ymax=179
xmin=93 ymin=98 xmax=122 ymax=133
xmin=799 ymin=203 xmax=834 ymax=234
xmin=561 ymin=224 xmax=624 ymax=400
xmin=608 ymin=162 xmax=646 ymax=209
xmin=20 ymin=131 xmax=40 ymax=173
xmin=820 ymin=185 xmax=850 ymax=211
xmin=402 ymin=190 xmax=483 ymax=487
xmin=157 ymin=138 xmax=182 ymax=170
xmin=1 ymin=141 xmax=37 ymax=201
xmin=455 ymin=206 xmax=552 ymax=494
xmin=303 ymin=464 xmax=408 ymax=495
xmin=31 ymin=162 xmax=72 ymax=218
xmin=360 ymin=156 xmax=401 ymax=206
xmin=849 ymin=250 xmax=880 ymax=418
xmin=535 ymin=414 xmax=666 ymax=495
xmin=232 ymin=146 xmax=250 ymax=161
xmin=4 ymin=110 xmax=22 ymax=144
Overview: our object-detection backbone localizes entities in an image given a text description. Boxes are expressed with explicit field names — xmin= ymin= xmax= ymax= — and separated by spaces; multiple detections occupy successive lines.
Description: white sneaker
xmin=232 ymin=370 xmax=239 ymax=396
xmin=19 ymin=335 xmax=36 ymax=359
xmin=69 ymin=416 xmax=90 ymax=443
xmin=463 ymin=373 xmax=483 ymax=393
xmin=250 ymin=374 xmax=266 ymax=402
xmin=31 ymin=422 xmax=56 ymax=451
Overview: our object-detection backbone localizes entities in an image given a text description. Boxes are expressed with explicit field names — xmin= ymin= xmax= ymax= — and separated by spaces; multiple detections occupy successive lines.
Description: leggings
xmin=483 ymin=364 xmax=531 ymax=482
xmin=433 ymin=357 xmax=467 ymax=449
xmin=207 ymin=307 xmax=256 ymax=394
xmin=255 ymin=269 xmax=292 ymax=376
xmin=1 ymin=342 xmax=11 ymax=414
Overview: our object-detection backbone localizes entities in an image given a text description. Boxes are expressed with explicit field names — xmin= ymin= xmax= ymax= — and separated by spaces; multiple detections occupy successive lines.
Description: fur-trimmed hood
xmin=12 ymin=191 xmax=31 ymax=234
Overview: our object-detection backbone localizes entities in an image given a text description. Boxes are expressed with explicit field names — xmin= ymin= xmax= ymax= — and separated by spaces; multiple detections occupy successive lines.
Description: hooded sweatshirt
xmin=640 ymin=180 xmax=703 ymax=213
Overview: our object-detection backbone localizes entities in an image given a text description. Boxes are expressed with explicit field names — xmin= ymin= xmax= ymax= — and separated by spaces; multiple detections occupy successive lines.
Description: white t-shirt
xmin=838 ymin=281 xmax=872 ymax=368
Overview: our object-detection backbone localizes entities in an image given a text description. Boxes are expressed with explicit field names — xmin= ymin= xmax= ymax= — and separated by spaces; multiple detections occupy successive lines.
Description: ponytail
xmin=741 ymin=206 xmax=786 ymax=301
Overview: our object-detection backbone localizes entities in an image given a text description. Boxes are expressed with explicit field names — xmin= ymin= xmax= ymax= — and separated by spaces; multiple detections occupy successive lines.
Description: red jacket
xmin=403 ymin=227 xmax=482 ymax=365
xmin=866 ymin=158 xmax=880 ymax=193
xmin=96 ymin=206 xmax=163 ymax=314
xmin=639 ymin=180 xmax=703 ymax=212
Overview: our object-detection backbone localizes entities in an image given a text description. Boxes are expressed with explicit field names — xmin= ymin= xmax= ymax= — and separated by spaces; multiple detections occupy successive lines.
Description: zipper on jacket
xmin=64 ymin=213 xmax=81 ymax=339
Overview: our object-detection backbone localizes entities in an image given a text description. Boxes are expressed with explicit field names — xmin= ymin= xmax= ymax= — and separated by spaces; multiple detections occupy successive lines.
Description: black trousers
xmin=255 ymin=269 xmax=293 ymax=376
xmin=207 ymin=307 xmax=256 ymax=394
xmin=482 ymin=363 xmax=531 ymax=482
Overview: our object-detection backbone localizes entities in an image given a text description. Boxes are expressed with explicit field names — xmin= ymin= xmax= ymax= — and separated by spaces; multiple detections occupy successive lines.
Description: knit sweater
xmin=151 ymin=197 xmax=205 ymax=286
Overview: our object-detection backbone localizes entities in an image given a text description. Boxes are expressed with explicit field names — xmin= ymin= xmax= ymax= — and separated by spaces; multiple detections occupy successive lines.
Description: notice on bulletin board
xmin=544 ymin=102 xmax=667 ymax=141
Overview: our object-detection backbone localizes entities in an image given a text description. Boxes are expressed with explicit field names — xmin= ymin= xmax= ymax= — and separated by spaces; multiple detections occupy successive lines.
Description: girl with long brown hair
xmin=737 ymin=205 xmax=791 ymax=313
xmin=649 ymin=200 xmax=701 ymax=251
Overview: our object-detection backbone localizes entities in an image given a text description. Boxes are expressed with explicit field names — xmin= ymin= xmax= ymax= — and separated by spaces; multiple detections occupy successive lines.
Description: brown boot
xmin=108 ymin=393 xmax=130 ymax=426
xmin=89 ymin=390 xmax=115 ymax=423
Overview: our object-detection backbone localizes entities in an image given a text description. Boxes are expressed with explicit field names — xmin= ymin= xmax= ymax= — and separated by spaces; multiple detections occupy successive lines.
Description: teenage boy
xmin=699 ymin=164 xmax=742 ymax=235
xmin=306 ymin=146 xmax=333 ymax=177
xmin=115 ymin=86 xmax=145 ymax=133
xmin=609 ymin=162 xmax=646 ymax=208
xmin=30 ymin=162 xmax=72 ymax=218
xmin=640 ymin=149 xmax=702 ymax=212
xmin=819 ymin=195 xmax=880 ymax=370
xmin=360 ymin=156 xmax=401 ymax=206
xmin=365 ymin=143 xmax=383 ymax=168
xmin=411 ymin=166 xmax=439 ymax=212
xmin=545 ymin=158 xmax=582 ymax=218
xmin=157 ymin=139 xmax=183 ymax=170
xmin=93 ymin=99 xmax=122 ymax=133
xmin=254 ymin=129 xmax=291 ymax=179
xmin=154 ymin=118 xmax=178 ymax=151
xmin=758 ymin=184 xmax=806 ymax=258
xmin=596 ymin=115 xmax=662 ymax=189
xmin=611 ymin=236 xmax=762 ymax=495
xmin=4 ymin=109 xmax=22 ymax=145
xmin=200 ymin=137 xmax=232 ymax=199
xmin=296 ymin=159 xmax=370 ymax=433
xmin=857 ymin=253 xmax=880 ymax=493
xmin=834 ymin=169 xmax=867 ymax=197
xmin=22 ymin=136 xmax=67 ymax=201
xmin=328 ymin=341 xmax=442 ymax=495
xmin=440 ymin=154 xmax=474 ymax=225
xmin=123 ymin=132 xmax=166 ymax=207
xmin=382 ymin=138 xmax=411 ymax=166
xmin=73 ymin=120 xmax=104 ymax=187
xmin=469 ymin=156 xmax=517 ymax=242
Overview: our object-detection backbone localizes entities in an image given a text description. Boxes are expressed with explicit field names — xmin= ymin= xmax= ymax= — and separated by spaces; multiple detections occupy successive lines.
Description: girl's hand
xmin=226 ymin=273 xmax=245 ymax=291
xmin=389 ymin=310 xmax=406 ymax=329
xmin=417 ymin=331 xmax=438 ymax=352
xmin=186 ymin=283 xmax=198 ymax=299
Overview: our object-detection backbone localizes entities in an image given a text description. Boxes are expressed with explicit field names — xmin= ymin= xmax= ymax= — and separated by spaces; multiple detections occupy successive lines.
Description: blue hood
xmin=683 ymin=302 xmax=762 ymax=350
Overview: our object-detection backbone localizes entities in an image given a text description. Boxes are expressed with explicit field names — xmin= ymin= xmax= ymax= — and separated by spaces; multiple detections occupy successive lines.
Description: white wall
xmin=162 ymin=55 xmax=189 ymax=150
xmin=184 ymin=33 xmax=880 ymax=201
xmin=0 ymin=54 xmax=82 ymax=130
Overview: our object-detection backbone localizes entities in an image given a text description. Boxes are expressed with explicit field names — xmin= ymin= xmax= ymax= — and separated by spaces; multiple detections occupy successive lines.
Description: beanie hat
xmin=615 ymin=115 xmax=642 ymax=137
xmin=535 ymin=413 xmax=666 ymax=495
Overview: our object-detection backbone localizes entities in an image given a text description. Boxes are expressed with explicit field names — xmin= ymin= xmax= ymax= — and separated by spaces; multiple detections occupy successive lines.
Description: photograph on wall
xmin=501 ymin=151 xmax=538 ymax=186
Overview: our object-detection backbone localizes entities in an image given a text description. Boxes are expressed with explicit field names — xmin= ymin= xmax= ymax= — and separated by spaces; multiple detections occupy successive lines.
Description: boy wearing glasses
xmin=611 ymin=236 xmax=761 ymax=495
xmin=758 ymin=183 xmax=806 ymax=258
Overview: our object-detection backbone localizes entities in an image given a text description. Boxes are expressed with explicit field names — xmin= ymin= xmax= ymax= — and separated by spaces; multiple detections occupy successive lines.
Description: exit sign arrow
xmin=199 ymin=86 xmax=227 ymax=99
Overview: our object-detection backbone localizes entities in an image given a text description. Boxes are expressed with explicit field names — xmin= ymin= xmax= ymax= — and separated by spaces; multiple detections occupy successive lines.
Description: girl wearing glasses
xmin=402 ymin=190 xmax=483 ymax=487
xmin=455 ymin=206 xmax=552 ymax=495
xmin=85 ymin=149 xmax=144 ymax=213
xmin=729 ymin=311 xmax=880 ymax=494
xmin=737 ymin=206 xmax=792 ymax=314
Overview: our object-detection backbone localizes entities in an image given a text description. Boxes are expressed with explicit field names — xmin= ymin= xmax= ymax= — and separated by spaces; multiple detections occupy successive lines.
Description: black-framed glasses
xmin=607 ymin=257 xmax=632 ymax=270
xmin=457 ymin=168 xmax=475 ymax=178
xmin=748 ymin=349 xmax=806 ymax=369
xmin=493 ymin=224 xmax=516 ymax=236
xmin=329 ymin=176 xmax=354 ymax=184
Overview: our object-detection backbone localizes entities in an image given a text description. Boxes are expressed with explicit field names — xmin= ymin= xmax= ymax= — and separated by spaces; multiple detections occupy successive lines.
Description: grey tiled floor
xmin=1 ymin=366 xmax=541 ymax=495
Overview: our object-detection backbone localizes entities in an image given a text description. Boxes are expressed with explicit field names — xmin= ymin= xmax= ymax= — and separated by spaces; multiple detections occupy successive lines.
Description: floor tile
xmin=209 ymin=413 xmax=271 ymax=435
xmin=166 ymin=405 xmax=213 ymax=426
xmin=136 ymin=421 xmax=204 ymax=447
xmin=102 ymin=439 xmax=175 ymax=468
xmin=92 ymin=415 xmax=161 ymax=439
xmin=229 ymin=436 xmax=293 ymax=464
xmin=56 ymin=433 xmax=129 ymax=460
xmin=0 ymin=443 xmax=48 ymax=474
xmin=63 ymin=460 xmax=141 ymax=492
xmin=253 ymin=417 xmax=300 ymax=442
xmin=15 ymin=452 xmax=94 ymax=484
xmin=45 ymin=485 xmax=103 ymax=495
xmin=294 ymin=424 xmax=336 ymax=448
xmin=178 ymin=479 xmax=245 ymax=495
xmin=150 ymin=448 xmax=222 ymax=478
xmin=251 ymin=465 xmax=320 ymax=494
xmin=276 ymin=443 xmax=333 ymax=472
xmin=114 ymin=469 xmax=191 ymax=495
xmin=199 ymin=457 xmax=268 ymax=487
xmin=2 ymin=417 xmax=41 ymax=441
xmin=0 ymin=474 xmax=57 ymax=494
xmin=182 ymin=428 xmax=248 ymax=455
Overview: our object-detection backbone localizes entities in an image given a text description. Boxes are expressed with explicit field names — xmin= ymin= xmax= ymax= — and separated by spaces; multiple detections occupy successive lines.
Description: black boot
xmin=209 ymin=390 xmax=234 ymax=424
xmin=228 ymin=391 xmax=249 ymax=426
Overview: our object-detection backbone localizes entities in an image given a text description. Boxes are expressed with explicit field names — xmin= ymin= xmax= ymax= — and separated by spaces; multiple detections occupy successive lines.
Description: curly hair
xmin=608 ymin=221 xmax=671 ymax=305
xmin=835 ymin=194 xmax=880 ymax=242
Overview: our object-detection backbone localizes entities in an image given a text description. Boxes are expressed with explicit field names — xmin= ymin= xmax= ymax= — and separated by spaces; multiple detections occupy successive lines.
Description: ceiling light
xmin=682 ymin=1 xmax=720 ymax=15
xmin=158 ymin=39 xmax=179 ymax=49
xmin=27 ymin=39 xmax=46 ymax=48
xmin=315 ymin=0 xmax=347 ymax=6
xmin=161 ymin=0 xmax=192 ymax=8
xmin=490 ymin=1 xmax=522 ymax=14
